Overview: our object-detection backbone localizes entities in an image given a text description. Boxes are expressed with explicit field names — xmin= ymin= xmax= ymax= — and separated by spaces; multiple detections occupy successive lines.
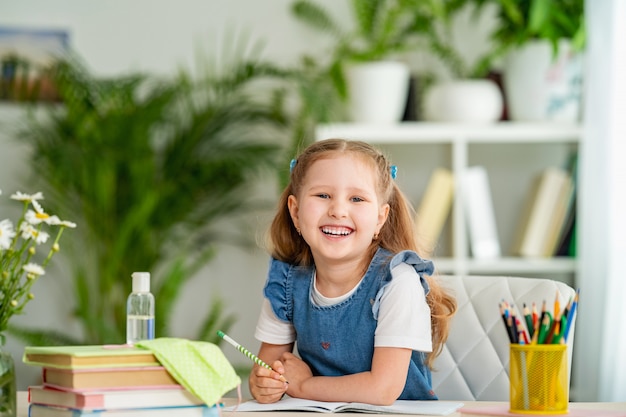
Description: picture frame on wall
xmin=0 ymin=26 xmax=70 ymax=102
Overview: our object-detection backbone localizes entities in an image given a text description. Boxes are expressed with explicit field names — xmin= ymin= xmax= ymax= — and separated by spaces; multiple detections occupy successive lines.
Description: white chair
xmin=432 ymin=275 xmax=576 ymax=401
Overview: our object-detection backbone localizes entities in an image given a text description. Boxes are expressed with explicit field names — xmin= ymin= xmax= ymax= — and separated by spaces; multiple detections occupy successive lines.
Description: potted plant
xmin=290 ymin=0 xmax=435 ymax=123
xmin=399 ymin=2 xmax=506 ymax=123
xmin=474 ymin=0 xmax=586 ymax=122
xmin=419 ymin=1 xmax=584 ymax=123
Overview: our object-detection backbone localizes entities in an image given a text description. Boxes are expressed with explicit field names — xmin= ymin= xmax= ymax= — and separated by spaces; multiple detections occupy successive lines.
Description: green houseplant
xmin=412 ymin=3 xmax=507 ymax=122
xmin=474 ymin=0 xmax=586 ymax=121
xmin=11 ymin=52 xmax=289 ymax=347
xmin=475 ymin=0 xmax=585 ymax=57
xmin=425 ymin=0 xmax=585 ymax=79
xmin=291 ymin=0 xmax=431 ymax=98
xmin=290 ymin=0 xmax=466 ymax=123
xmin=419 ymin=1 xmax=584 ymax=122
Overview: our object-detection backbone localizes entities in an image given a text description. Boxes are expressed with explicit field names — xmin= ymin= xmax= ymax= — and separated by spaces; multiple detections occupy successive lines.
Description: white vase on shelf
xmin=344 ymin=61 xmax=410 ymax=124
xmin=422 ymin=79 xmax=503 ymax=123
xmin=503 ymin=39 xmax=583 ymax=122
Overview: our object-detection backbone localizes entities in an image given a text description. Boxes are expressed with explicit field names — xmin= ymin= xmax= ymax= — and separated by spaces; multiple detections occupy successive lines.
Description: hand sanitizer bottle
xmin=126 ymin=272 xmax=155 ymax=345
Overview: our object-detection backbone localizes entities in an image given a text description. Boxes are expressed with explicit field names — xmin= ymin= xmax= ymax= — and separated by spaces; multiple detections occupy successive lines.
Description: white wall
xmin=0 ymin=0 xmax=349 ymax=75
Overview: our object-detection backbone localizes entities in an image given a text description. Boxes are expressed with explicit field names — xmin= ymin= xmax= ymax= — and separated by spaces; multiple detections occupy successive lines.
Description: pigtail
xmin=424 ymin=278 xmax=457 ymax=368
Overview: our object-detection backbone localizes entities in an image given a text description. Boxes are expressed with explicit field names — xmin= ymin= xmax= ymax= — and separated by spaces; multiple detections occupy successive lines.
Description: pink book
xmin=29 ymin=385 xmax=203 ymax=410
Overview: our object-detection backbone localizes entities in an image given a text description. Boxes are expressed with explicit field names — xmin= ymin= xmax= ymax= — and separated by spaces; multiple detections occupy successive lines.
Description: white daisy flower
xmin=34 ymin=230 xmax=50 ymax=245
xmin=25 ymin=200 xmax=51 ymax=225
xmin=19 ymin=224 xmax=49 ymax=245
xmin=0 ymin=219 xmax=16 ymax=250
xmin=19 ymin=222 xmax=37 ymax=241
xmin=22 ymin=263 xmax=45 ymax=276
xmin=10 ymin=191 xmax=44 ymax=202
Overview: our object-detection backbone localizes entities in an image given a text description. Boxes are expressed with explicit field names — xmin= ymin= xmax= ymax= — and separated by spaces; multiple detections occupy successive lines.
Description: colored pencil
xmin=217 ymin=330 xmax=288 ymax=383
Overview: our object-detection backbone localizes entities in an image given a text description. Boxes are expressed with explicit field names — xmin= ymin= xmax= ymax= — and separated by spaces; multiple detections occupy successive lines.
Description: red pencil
xmin=531 ymin=302 xmax=539 ymax=330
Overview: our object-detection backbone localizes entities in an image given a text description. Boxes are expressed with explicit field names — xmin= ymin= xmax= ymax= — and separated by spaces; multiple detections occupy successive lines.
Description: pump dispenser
xmin=126 ymin=272 xmax=155 ymax=345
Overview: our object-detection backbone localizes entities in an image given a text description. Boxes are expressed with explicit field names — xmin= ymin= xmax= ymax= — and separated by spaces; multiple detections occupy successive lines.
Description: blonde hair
xmin=267 ymin=138 xmax=456 ymax=368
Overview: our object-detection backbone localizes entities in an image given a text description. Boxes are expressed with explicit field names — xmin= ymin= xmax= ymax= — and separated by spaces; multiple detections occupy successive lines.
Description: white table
xmin=17 ymin=392 xmax=626 ymax=416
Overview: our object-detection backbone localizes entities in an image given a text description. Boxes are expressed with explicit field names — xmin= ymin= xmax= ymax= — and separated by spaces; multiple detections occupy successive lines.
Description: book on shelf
xmin=42 ymin=366 xmax=178 ymax=390
xmin=224 ymin=397 xmax=464 ymax=415
xmin=553 ymin=187 xmax=576 ymax=257
xmin=28 ymin=403 xmax=218 ymax=417
xmin=460 ymin=166 xmax=501 ymax=259
xmin=554 ymin=152 xmax=578 ymax=257
xmin=511 ymin=167 xmax=572 ymax=257
xmin=23 ymin=345 xmax=159 ymax=369
xmin=558 ymin=219 xmax=577 ymax=257
xmin=414 ymin=167 xmax=454 ymax=257
xmin=28 ymin=385 xmax=203 ymax=410
xmin=541 ymin=174 xmax=574 ymax=256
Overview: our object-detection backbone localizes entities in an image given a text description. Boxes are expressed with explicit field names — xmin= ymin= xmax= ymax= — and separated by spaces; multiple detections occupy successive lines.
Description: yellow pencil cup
xmin=509 ymin=344 xmax=569 ymax=415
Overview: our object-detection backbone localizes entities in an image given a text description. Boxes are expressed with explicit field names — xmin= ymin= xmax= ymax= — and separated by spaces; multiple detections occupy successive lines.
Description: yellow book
xmin=415 ymin=168 xmax=454 ymax=257
xmin=512 ymin=168 xmax=570 ymax=257
xmin=42 ymin=366 xmax=177 ymax=390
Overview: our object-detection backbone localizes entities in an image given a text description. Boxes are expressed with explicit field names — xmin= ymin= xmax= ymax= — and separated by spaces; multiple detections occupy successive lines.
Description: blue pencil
xmin=563 ymin=290 xmax=579 ymax=342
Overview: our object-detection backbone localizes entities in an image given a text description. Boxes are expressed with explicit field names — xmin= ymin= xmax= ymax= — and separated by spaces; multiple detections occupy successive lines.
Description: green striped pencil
xmin=217 ymin=330 xmax=288 ymax=383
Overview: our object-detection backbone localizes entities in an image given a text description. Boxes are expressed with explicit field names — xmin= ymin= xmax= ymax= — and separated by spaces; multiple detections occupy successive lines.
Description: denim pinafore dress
xmin=263 ymin=247 xmax=438 ymax=400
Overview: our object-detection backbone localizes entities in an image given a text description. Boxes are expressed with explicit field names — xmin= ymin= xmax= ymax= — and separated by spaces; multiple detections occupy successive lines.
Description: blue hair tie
xmin=390 ymin=165 xmax=398 ymax=179
xmin=290 ymin=159 xmax=297 ymax=173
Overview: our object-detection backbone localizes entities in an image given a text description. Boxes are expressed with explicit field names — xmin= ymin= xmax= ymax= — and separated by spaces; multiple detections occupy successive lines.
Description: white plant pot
xmin=503 ymin=39 xmax=584 ymax=122
xmin=422 ymin=79 xmax=503 ymax=123
xmin=345 ymin=61 xmax=410 ymax=124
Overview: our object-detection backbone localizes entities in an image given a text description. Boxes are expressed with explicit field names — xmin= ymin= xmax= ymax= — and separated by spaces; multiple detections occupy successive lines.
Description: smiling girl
xmin=249 ymin=139 xmax=457 ymax=405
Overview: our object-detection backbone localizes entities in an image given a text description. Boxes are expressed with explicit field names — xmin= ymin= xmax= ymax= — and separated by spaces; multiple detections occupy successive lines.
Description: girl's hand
xmin=248 ymin=360 xmax=289 ymax=404
xmin=281 ymin=352 xmax=313 ymax=398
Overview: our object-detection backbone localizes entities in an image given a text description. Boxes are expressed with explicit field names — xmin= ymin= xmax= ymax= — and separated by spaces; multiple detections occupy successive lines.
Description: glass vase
xmin=0 ymin=342 xmax=16 ymax=417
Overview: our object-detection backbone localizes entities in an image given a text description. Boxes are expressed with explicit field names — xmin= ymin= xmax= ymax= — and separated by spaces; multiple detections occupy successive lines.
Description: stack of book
xmin=23 ymin=345 xmax=218 ymax=417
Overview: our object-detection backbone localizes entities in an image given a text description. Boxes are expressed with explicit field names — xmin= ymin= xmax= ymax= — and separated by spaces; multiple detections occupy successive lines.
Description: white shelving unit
xmin=316 ymin=122 xmax=581 ymax=279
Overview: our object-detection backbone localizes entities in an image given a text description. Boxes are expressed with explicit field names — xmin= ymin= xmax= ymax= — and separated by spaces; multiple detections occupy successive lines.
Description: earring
xmin=296 ymin=228 xmax=301 ymax=236
xmin=373 ymin=232 xmax=379 ymax=240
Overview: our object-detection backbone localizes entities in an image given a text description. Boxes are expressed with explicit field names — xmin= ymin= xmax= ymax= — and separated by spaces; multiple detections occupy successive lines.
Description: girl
xmin=249 ymin=139 xmax=456 ymax=405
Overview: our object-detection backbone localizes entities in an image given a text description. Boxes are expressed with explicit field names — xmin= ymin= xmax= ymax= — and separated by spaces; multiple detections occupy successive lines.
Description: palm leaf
xmin=15 ymin=49 xmax=290 ymax=346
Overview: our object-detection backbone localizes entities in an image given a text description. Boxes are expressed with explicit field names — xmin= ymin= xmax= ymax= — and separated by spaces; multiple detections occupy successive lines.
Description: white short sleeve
xmin=254 ymin=298 xmax=296 ymax=345
xmin=374 ymin=262 xmax=433 ymax=352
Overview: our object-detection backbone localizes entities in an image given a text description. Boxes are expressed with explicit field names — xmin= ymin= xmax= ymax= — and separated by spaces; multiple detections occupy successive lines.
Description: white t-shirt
xmin=254 ymin=262 xmax=433 ymax=352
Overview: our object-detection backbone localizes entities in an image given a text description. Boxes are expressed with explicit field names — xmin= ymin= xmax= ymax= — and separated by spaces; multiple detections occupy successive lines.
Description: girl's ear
xmin=287 ymin=194 xmax=299 ymax=229
xmin=377 ymin=203 xmax=390 ymax=233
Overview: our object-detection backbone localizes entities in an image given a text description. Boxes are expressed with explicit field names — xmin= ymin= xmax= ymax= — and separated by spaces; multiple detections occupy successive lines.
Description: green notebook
xmin=23 ymin=344 xmax=160 ymax=369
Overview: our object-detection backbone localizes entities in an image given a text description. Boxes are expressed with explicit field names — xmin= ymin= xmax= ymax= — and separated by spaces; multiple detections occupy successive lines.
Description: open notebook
xmin=224 ymin=397 xmax=464 ymax=415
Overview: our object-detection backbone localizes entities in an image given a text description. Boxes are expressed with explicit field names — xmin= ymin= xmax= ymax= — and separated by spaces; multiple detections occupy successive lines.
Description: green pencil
xmin=217 ymin=330 xmax=288 ymax=383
